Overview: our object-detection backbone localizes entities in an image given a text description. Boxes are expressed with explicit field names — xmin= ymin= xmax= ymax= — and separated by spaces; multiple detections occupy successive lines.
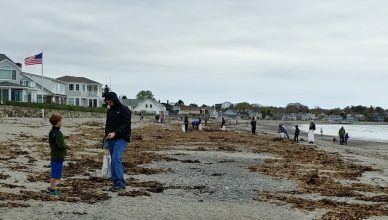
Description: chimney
xmin=16 ymin=63 xmax=22 ymax=68
xmin=167 ymin=100 xmax=169 ymax=104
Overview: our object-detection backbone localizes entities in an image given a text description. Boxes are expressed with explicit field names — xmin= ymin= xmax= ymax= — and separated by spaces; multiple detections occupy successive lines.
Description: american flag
xmin=24 ymin=53 xmax=43 ymax=65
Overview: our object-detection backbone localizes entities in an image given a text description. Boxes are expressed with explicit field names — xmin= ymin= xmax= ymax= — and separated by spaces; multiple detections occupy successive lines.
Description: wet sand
xmin=0 ymin=117 xmax=387 ymax=220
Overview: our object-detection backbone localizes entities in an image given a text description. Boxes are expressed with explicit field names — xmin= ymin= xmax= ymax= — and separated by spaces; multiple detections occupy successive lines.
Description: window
xmin=11 ymin=89 xmax=23 ymax=101
xmin=12 ymin=70 xmax=16 ymax=80
xmin=82 ymin=85 xmax=86 ymax=92
xmin=89 ymin=99 xmax=93 ymax=107
xmin=69 ymin=84 xmax=74 ymax=91
xmin=75 ymin=98 xmax=80 ymax=106
xmin=0 ymin=89 xmax=9 ymax=102
xmin=76 ymin=84 xmax=80 ymax=91
xmin=68 ymin=98 xmax=74 ymax=105
xmin=93 ymin=99 xmax=97 ymax=107
xmin=146 ymin=104 xmax=148 ymax=108
xmin=0 ymin=69 xmax=12 ymax=80
xmin=150 ymin=104 xmax=153 ymax=108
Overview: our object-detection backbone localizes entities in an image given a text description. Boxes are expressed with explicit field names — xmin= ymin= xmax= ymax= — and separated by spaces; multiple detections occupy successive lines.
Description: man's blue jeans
xmin=108 ymin=139 xmax=128 ymax=188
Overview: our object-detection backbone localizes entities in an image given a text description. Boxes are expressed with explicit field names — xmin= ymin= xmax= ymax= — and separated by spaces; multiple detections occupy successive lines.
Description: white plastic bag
xmin=308 ymin=130 xmax=315 ymax=143
xmin=101 ymin=149 xmax=112 ymax=179
xmin=221 ymin=125 xmax=226 ymax=131
xmin=181 ymin=125 xmax=186 ymax=132
xmin=198 ymin=124 xmax=203 ymax=131
xmin=279 ymin=132 xmax=285 ymax=139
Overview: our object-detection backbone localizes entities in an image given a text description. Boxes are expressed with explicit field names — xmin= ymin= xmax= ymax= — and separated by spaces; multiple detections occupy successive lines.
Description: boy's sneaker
xmin=47 ymin=187 xmax=61 ymax=196
xmin=109 ymin=186 xmax=126 ymax=192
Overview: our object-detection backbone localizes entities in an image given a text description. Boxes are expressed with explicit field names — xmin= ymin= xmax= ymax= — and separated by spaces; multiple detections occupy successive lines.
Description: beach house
xmin=177 ymin=105 xmax=209 ymax=117
xmin=121 ymin=99 xmax=140 ymax=111
xmin=21 ymin=72 xmax=66 ymax=104
xmin=0 ymin=54 xmax=39 ymax=103
xmin=57 ymin=76 xmax=103 ymax=107
xmin=131 ymin=99 xmax=167 ymax=115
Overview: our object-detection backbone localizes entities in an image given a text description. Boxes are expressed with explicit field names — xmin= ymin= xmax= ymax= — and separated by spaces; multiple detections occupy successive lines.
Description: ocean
xmin=298 ymin=124 xmax=388 ymax=143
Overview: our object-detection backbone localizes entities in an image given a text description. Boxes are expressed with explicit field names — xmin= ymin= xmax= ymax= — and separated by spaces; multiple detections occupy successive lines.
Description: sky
xmin=1 ymin=0 xmax=387 ymax=109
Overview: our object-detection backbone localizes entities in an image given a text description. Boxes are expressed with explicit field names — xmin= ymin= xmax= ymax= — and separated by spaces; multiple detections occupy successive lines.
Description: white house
xmin=21 ymin=72 xmax=66 ymax=104
xmin=133 ymin=99 xmax=167 ymax=115
xmin=57 ymin=76 xmax=103 ymax=107
xmin=301 ymin=113 xmax=317 ymax=121
xmin=121 ymin=99 xmax=140 ymax=111
xmin=0 ymin=54 xmax=38 ymax=103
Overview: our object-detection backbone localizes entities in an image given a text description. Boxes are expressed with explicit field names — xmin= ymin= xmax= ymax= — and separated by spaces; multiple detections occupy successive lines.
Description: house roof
xmin=56 ymin=76 xmax=102 ymax=85
xmin=138 ymin=99 xmax=166 ymax=110
xmin=0 ymin=54 xmax=15 ymax=63
xmin=0 ymin=81 xmax=26 ymax=88
xmin=22 ymin=72 xmax=65 ymax=84
xmin=121 ymin=99 xmax=140 ymax=106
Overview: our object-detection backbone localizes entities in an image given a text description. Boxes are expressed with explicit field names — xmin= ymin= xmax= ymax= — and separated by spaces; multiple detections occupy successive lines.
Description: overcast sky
xmin=1 ymin=0 xmax=387 ymax=108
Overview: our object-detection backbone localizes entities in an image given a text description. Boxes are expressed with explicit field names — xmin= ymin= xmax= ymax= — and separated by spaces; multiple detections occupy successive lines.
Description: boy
xmin=48 ymin=113 xmax=68 ymax=195
xmin=294 ymin=125 xmax=300 ymax=143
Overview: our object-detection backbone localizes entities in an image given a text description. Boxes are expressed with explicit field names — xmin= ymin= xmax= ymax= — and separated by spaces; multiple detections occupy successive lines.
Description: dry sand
xmin=0 ymin=117 xmax=387 ymax=220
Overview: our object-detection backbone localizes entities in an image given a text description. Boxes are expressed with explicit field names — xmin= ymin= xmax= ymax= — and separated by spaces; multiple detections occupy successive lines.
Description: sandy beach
xmin=0 ymin=117 xmax=388 ymax=220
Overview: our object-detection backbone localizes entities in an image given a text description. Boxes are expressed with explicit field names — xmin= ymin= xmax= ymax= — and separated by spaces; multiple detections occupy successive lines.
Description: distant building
xmin=178 ymin=105 xmax=209 ymax=117
xmin=222 ymin=109 xmax=238 ymax=118
xmin=284 ymin=113 xmax=297 ymax=121
xmin=374 ymin=115 xmax=385 ymax=122
xmin=132 ymin=99 xmax=167 ymax=115
xmin=301 ymin=113 xmax=316 ymax=121
xmin=57 ymin=76 xmax=103 ymax=107
xmin=121 ymin=99 xmax=140 ymax=111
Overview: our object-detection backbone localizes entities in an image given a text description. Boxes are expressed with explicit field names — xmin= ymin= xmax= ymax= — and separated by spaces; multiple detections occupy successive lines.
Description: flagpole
xmin=41 ymin=51 xmax=44 ymax=118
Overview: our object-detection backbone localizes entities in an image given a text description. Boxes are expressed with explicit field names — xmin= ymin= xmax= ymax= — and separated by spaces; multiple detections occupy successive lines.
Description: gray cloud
xmin=1 ymin=0 xmax=387 ymax=108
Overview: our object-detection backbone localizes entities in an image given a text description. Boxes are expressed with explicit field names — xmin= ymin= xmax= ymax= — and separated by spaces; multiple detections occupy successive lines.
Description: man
xmin=250 ymin=117 xmax=257 ymax=135
xmin=294 ymin=125 xmax=300 ymax=143
xmin=184 ymin=116 xmax=189 ymax=132
xmin=104 ymin=92 xmax=131 ymax=192
xmin=339 ymin=126 xmax=346 ymax=145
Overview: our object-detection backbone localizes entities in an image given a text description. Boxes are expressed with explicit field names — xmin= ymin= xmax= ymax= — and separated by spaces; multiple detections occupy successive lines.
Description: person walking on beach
xmin=221 ymin=117 xmax=226 ymax=128
xmin=48 ymin=113 xmax=68 ymax=196
xmin=278 ymin=124 xmax=289 ymax=139
xmin=294 ymin=125 xmax=300 ymax=143
xmin=159 ymin=112 xmax=165 ymax=124
xmin=104 ymin=92 xmax=131 ymax=192
xmin=282 ymin=124 xmax=290 ymax=139
xmin=339 ymin=126 xmax=346 ymax=145
xmin=308 ymin=121 xmax=316 ymax=144
xmin=184 ymin=116 xmax=189 ymax=132
xmin=250 ymin=117 xmax=256 ymax=135
xmin=320 ymin=128 xmax=323 ymax=136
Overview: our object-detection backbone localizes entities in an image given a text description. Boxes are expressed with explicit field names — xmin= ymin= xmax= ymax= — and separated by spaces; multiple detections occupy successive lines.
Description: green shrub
xmin=3 ymin=101 xmax=107 ymax=113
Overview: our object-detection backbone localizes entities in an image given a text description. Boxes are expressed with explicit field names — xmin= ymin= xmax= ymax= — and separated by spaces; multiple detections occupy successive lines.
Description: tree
xmin=176 ymin=100 xmax=184 ymax=105
xmin=215 ymin=103 xmax=222 ymax=111
xmin=122 ymin=95 xmax=128 ymax=99
xmin=285 ymin=103 xmax=309 ymax=113
xmin=102 ymin=84 xmax=111 ymax=98
xmin=235 ymin=102 xmax=251 ymax=112
xmin=136 ymin=90 xmax=154 ymax=100
xmin=201 ymin=104 xmax=209 ymax=108
xmin=189 ymin=103 xmax=198 ymax=107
